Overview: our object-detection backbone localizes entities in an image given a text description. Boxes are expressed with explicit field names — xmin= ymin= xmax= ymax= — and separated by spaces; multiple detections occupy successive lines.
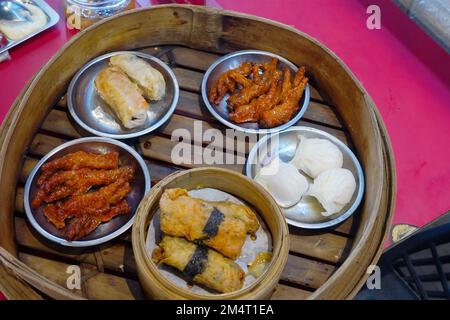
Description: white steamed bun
xmin=307 ymin=168 xmax=356 ymax=216
xmin=255 ymin=157 xmax=309 ymax=208
xmin=290 ymin=135 xmax=343 ymax=178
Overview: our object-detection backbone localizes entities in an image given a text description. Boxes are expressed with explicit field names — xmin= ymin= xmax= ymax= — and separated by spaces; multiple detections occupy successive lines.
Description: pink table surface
xmin=0 ymin=1 xmax=449 ymax=299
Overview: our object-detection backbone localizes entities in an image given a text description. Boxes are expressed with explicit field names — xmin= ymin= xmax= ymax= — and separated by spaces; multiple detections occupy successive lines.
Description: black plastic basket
xmin=356 ymin=211 xmax=450 ymax=300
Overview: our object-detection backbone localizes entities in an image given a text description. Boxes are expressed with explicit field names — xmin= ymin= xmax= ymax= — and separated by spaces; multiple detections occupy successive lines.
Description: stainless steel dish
xmin=201 ymin=50 xmax=310 ymax=134
xmin=24 ymin=137 xmax=151 ymax=247
xmin=0 ymin=1 xmax=32 ymax=23
xmin=0 ymin=0 xmax=59 ymax=54
xmin=67 ymin=51 xmax=179 ymax=139
xmin=246 ymin=126 xmax=364 ymax=229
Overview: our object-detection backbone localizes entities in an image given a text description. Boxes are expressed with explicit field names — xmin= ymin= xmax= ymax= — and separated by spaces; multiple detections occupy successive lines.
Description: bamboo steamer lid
xmin=132 ymin=167 xmax=290 ymax=300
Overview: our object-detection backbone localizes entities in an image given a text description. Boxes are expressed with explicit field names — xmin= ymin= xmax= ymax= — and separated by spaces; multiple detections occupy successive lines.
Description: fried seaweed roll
xmin=152 ymin=236 xmax=245 ymax=293
xmin=159 ymin=188 xmax=260 ymax=259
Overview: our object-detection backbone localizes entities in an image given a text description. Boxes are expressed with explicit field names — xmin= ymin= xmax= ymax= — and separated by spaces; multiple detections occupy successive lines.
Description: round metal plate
xmin=246 ymin=126 xmax=364 ymax=229
xmin=201 ymin=50 xmax=310 ymax=134
xmin=24 ymin=137 xmax=151 ymax=247
xmin=67 ymin=51 xmax=179 ymax=139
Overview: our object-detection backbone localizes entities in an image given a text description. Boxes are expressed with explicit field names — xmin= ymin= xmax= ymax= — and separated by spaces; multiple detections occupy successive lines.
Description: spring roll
xmin=110 ymin=53 xmax=166 ymax=101
xmin=153 ymin=236 xmax=245 ymax=293
xmin=159 ymin=188 xmax=260 ymax=259
xmin=94 ymin=67 xmax=148 ymax=129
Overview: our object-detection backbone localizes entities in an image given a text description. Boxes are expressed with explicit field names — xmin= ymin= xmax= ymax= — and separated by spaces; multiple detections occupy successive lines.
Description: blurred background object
xmin=0 ymin=1 xmax=33 ymax=23
xmin=0 ymin=31 xmax=6 ymax=48
xmin=137 ymin=0 xmax=208 ymax=6
xmin=0 ymin=1 xmax=60 ymax=56
xmin=151 ymin=0 xmax=205 ymax=4
xmin=65 ymin=0 xmax=135 ymax=30
xmin=394 ymin=0 xmax=450 ymax=52
xmin=391 ymin=224 xmax=419 ymax=243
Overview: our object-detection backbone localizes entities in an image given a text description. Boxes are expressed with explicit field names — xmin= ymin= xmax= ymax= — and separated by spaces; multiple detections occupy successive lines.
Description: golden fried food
xmin=43 ymin=179 xmax=131 ymax=230
xmin=32 ymin=151 xmax=134 ymax=241
xmin=208 ymin=61 xmax=253 ymax=104
xmin=229 ymin=68 xmax=282 ymax=123
xmin=224 ymin=75 xmax=236 ymax=93
xmin=251 ymin=63 xmax=264 ymax=82
xmin=65 ymin=200 xmax=130 ymax=241
xmin=159 ymin=188 xmax=259 ymax=259
xmin=208 ymin=57 xmax=308 ymax=128
xmin=109 ymin=53 xmax=166 ymax=101
xmin=32 ymin=166 xmax=134 ymax=208
xmin=229 ymin=99 xmax=259 ymax=123
xmin=228 ymin=70 xmax=253 ymax=88
xmin=38 ymin=151 xmax=119 ymax=186
xmin=280 ymin=67 xmax=292 ymax=101
xmin=152 ymin=236 xmax=245 ymax=293
xmin=259 ymin=67 xmax=308 ymax=128
xmin=95 ymin=67 xmax=149 ymax=129
xmin=227 ymin=58 xmax=277 ymax=108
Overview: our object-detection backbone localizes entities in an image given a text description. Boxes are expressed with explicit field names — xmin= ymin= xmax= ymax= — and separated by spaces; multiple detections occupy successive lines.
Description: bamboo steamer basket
xmin=132 ymin=167 xmax=289 ymax=299
xmin=0 ymin=5 xmax=396 ymax=299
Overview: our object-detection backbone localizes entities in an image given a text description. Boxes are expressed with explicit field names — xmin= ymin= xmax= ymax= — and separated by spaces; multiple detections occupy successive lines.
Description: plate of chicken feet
xmin=201 ymin=50 xmax=310 ymax=134
xmin=24 ymin=137 xmax=151 ymax=247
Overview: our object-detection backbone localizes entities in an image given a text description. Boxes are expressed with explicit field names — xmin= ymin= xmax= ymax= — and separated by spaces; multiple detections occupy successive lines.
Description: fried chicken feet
xmin=43 ymin=179 xmax=132 ymax=230
xmin=227 ymin=58 xmax=278 ymax=108
xmin=208 ymin=58 xmax=308 ymax=128
xmin=65 ymin=200 xmax=131 ymax=241
xmin=32 ymin=150 xmax=134 ymax=241
xmin=208 ymin=62 xmax=253 ymax=104
xmin=259 ymin=67 xmax=308 ymax=128
xmin=37 ymin=151 xmax=119 ymax=186
xmin=32 ymin=166 xmax=134 ymax=208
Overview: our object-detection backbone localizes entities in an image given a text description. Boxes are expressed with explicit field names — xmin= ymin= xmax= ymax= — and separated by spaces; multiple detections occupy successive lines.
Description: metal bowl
xmin=0 ymin=0 xmax=60 ymax=55
xmin=24 ymin=137 xmax=151 ymax=247
xmin=246 ymin=126 xmax=364 ymax=229
xmin=201 ymin=50 xmax=310 ymax=134
xmin=67 ymin=51 xmax=179 ymax=139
